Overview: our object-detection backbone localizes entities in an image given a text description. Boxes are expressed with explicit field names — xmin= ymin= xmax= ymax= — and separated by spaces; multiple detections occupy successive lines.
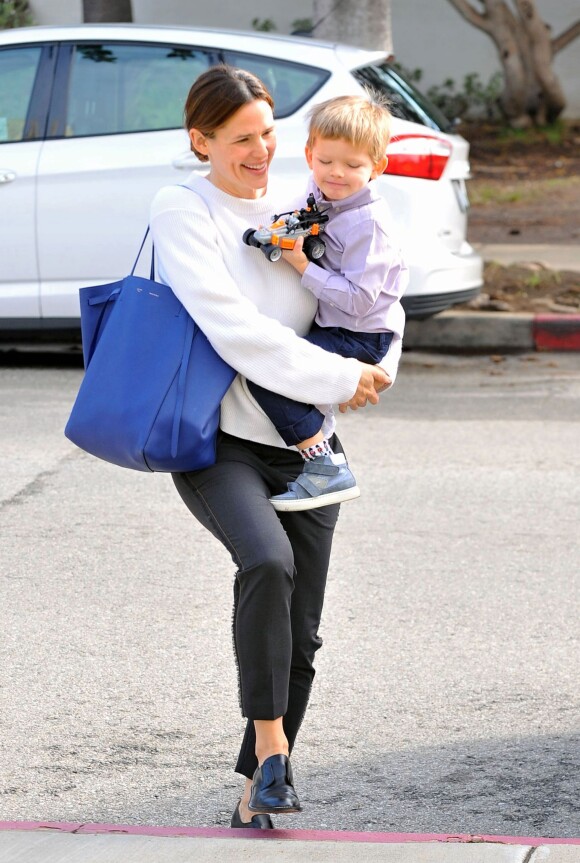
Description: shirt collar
xmin=308 ymin=178 xmax=380 ymax=212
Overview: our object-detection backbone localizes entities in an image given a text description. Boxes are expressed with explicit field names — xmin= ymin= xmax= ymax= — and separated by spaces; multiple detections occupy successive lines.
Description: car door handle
xmin=0 ymin=170 xmax=17 ymax=184
xmin=171 ymin=151 xmax=207 ymax=171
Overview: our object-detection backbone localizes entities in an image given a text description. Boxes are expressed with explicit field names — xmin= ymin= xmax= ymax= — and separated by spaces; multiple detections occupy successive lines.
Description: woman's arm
xmin=149 ymin=187 xmax=362 ymax=407
xmin=377 ymin=332 xmax=402 ymax=384
xmin=338 ymin=335 xmax=401 ymax=412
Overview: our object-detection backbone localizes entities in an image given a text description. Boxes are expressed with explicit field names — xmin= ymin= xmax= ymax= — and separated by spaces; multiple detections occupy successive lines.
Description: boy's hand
xmin=282 ymin=236 xmax=309 ymax=275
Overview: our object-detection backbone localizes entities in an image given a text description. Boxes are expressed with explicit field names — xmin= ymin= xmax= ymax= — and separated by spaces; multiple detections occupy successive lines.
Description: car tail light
xmin=385 ymin=134 xmax=452 ymax=181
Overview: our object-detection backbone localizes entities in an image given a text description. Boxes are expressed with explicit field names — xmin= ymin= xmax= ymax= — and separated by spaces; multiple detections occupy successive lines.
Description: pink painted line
xmin=0 ymin=821 xmax=578 ymax=845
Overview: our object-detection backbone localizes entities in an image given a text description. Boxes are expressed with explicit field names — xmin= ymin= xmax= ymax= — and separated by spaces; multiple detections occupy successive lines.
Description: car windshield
xmin=353 ymin=62 xmax=453 ymax=133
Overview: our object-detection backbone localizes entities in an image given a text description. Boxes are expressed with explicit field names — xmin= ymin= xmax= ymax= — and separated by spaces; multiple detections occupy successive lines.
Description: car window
xmin=0 ymin=46 xmax=42 ymax=143
xmin=353 ymin=63 xmax=452 ymax=133
xmin=64 ymin=42 xmax=213 ymax=137
xmin=222 ymin=50 xmax=329 ymax=119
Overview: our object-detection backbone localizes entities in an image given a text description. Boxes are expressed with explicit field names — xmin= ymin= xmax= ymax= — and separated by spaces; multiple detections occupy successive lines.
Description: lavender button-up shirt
xmin=301 ymin=178 xmax=407 ymax=340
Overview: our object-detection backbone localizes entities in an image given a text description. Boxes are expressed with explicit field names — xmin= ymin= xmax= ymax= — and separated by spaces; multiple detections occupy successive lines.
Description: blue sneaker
xmin=270 ymin=453 xmax=360 ymax=512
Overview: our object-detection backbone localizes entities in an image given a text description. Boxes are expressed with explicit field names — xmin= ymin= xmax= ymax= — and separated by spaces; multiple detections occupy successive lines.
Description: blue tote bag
xmin=65 ymin=230 xmax=236 ymax=472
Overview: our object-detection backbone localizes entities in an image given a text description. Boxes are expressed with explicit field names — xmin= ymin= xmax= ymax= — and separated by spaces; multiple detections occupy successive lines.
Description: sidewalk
xmin=405 ymin=243 xmax=580 ymax=353
xmin=1 ymin=822 xmax=579 ymax=862
xmin=472 ymin=243 xmax=580 ymax=274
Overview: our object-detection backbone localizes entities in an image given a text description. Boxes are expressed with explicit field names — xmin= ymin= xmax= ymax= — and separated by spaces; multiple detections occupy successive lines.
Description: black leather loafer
xmin=248 ymin=754 xmax=302 ymax=814
xmin=230 ymin=800 xmax=274 ymax=829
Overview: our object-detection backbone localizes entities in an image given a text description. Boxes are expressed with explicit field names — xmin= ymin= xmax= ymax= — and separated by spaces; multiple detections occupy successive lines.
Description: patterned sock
xmin=299 ymin=439 xmax=334 ymax=461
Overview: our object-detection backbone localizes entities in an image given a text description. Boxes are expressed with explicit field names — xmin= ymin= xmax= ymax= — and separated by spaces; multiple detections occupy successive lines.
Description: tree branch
xmin=445 ymin=0 xmax=491 ymax=34
xmin=552 ymin=19 xmax=580 ymax=54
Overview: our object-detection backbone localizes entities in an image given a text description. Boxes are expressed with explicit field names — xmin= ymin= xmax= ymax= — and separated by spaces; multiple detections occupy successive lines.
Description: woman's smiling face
xmin=189 ymin=99 xmax=276 ymax=199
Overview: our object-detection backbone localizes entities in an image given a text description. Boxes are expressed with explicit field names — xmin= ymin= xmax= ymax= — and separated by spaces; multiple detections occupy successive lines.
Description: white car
xmin=0 ymin=24 xmax=482 ymax=339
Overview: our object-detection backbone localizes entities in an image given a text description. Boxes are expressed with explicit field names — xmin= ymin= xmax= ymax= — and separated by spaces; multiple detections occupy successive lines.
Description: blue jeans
xmin=248 ymin=323 xmax=393 ymax=446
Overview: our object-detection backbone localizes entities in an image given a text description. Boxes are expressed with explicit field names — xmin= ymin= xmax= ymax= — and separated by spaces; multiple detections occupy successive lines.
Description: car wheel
xmin=304 ymin=236 xmax=325 ymax=261
xmin=263 ymin=244 xmax=282 ymax=262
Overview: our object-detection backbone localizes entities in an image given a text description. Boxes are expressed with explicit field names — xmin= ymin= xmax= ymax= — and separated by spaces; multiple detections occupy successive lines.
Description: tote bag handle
xmin=85 ymin=228 xmax=155 ymax=363
xmin=84 ymin=227 xmax=194 ymax=460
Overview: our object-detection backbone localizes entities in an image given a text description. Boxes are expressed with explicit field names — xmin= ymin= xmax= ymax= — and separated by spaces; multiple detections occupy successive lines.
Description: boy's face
xmin=305 ymin=137 xmax=388 ymax=202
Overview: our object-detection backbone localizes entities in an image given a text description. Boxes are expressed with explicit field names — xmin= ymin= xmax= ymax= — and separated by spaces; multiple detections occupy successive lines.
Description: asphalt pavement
xmin=1 ymin=241 xmax=579 ymax=861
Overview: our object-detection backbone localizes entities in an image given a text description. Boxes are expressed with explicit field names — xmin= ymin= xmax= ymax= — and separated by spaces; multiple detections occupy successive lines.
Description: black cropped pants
xmin=172 ymin=431 xmax=341 ymax=779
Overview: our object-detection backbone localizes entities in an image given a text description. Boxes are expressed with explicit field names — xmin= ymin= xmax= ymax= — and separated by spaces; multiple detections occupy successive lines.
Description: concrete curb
xmin=0 ymin=822 xmax=579 ymax=863
xmin=1 ymin=820 xmax=579 ymax=844
xmin=404 ymin=311 xmax=580 ymax=353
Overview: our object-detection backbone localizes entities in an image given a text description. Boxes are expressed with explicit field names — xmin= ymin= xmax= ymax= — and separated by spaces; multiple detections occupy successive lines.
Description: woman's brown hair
xmin=185 ymin=65 xmax=274 ymax=162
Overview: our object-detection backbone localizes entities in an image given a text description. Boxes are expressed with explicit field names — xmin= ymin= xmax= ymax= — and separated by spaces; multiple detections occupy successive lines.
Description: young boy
xmin=248 ymin=94 xmax=407 ymax=512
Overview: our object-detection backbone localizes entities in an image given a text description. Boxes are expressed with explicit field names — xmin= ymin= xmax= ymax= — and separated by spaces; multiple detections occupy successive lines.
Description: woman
xmin=150 ymin=66 xmax=401 ymax=829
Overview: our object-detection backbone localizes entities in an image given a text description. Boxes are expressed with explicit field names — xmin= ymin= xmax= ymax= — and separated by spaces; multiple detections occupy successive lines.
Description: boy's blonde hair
xmin=306 ymin=94 xmax=392 ymax=164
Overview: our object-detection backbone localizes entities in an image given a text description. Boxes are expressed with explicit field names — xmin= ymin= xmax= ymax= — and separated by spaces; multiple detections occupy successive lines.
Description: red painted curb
xmin=0 ymin=821 xmax=578 ymax=845
xmin=533 ymin=314 xmax=580 ymax=351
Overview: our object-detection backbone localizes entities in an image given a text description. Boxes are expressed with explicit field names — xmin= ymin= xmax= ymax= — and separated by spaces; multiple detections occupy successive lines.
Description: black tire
xmin=262 ymin=243 xmax=282 ymax=262
xmin=303 ymin=236 xmax=325 ymax=261
xmin=243 ymin=228 xmax=259 ymax=248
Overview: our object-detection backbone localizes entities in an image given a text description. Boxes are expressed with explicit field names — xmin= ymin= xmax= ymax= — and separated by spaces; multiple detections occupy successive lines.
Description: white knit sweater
xmin=149 ymin=175 xmax=402 ymax=449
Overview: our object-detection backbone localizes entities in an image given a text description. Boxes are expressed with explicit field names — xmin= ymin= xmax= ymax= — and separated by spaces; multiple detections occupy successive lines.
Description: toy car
xmin=243 ymin=194 xmax=329 ymax=263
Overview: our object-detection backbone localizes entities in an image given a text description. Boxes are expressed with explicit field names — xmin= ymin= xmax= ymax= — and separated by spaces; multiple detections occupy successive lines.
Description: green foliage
xmin=0 ymin=0 xmax=34 ymax=29
xmin=469 ymin=176 xmax=576 ymax=208
xmin=251 ymin=16 xmax=314 ymax=35
xmin=543 ymin=120 xmax=566 ymax=146
xmin=392 ymin=62 xmax=423 ymax=84
xmin=469 ymin=183 xmax=523 ymax=205
xmin=251 ymin=17 xmax=277 ymax=32
xmin=393 ymin=62 xmax=502 ymax=122
xmin=291 ymin=18 xmax=313 ymax=34
xmin=426 ymin=71 xmax=503 ymax=122
xmin=498 ymin=119 xmax=567 ymax=147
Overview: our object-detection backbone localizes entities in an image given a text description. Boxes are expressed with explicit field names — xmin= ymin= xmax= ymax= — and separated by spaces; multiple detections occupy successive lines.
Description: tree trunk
xmin=485 ymin=0 xmax=531 ymax=126
xmin=313 ymin=0 xmax=393 ymax=57
xmin=513 ymin=0 xmax=565 ymax=123
xmin=446 ymin=0 xmax=579 ymax=126
xmin=82 ymin=0 xmax=133 ymax=23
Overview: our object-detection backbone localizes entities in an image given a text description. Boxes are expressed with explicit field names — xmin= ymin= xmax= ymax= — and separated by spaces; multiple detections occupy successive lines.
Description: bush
xmin=0 ymin=0 xmax=34 ymax=29
xmin=426 ymin=72 xmax=503 ymax=123
xmin=251 ymin=18 xmax=277 ymax=32
xmin=251 ymin=17 xmax=314 ymax=35
xmin=393 ymin=62 xmax=503 ymax=123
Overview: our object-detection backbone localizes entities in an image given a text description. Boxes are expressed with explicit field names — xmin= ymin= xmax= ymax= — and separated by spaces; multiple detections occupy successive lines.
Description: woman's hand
xmin=281 ymin=235 xmax=309 ymax=275
xmin=339 ymin=363 xmax=391 ymax=413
